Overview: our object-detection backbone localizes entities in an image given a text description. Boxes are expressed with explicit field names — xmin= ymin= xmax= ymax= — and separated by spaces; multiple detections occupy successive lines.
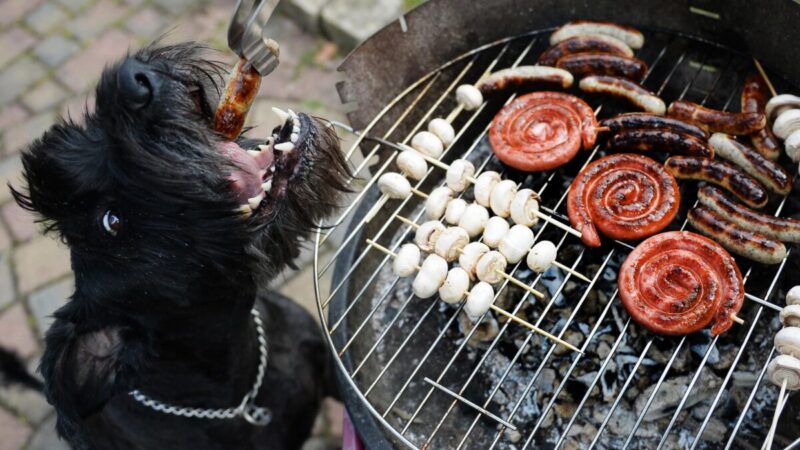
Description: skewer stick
xmin=753 ymin=58 xmax=778 ymax=98
xmin=595 ymin=126 xmax=611 ymax=133
xmin=763 ymin=377 xmax=787 ymax=450
xmin=732 ymin=314 xmax=745 ymax=325
xmin=396 ymin=214 xmax=589 ymax=285
xmin=364 ymin=239 xmax=580 ymax=354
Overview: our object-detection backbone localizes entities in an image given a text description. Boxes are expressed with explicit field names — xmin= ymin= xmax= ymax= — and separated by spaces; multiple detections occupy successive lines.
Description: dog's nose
xmin=117 ymin=59 xmax=158 ymax=109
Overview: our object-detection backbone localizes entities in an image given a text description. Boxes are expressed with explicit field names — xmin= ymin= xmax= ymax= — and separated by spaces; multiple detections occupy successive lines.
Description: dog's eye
xmin=102 ymin=210 xmax=121 ymax=236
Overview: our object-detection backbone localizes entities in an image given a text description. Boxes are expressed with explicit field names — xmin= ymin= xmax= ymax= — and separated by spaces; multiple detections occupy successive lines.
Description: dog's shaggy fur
xmin=9 ymin=42 xmax=350 ymax=449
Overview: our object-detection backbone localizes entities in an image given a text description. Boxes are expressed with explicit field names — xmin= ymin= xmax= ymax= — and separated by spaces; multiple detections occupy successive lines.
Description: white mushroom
xmin=474 ymin=171 xmax=501 ymax=207
xmin=411 ymin=131 xmax=444 ymax=158
xmin=498 ymin=225 xmax=535 ymax=264
xmin=773 ymin=109 xmax=800 ymax=140
xmin=446 ymin=159 xmax=476 ymax=192
xmin=787 ymin=286 xmax=800 ymax=306
xmin=396 ymin=149 xmax=428 ymax=180
xmin=378 ymin=172 xmax=411 ymax=199
xmin=434 ymin=226 xmax=470 ymax=262
xmin=490 ymin=180 xmax=518 ymax=218
xmin=392 ymin=243 xmax=421 ymax=277
xmin=510 ymin=189 xmax=540 ymax=227
xmin=412 ymin=254 xmax=448 ymax=299
xmin=527 ymin=240 xmax=557 ymax=273
xmin=444 ymin=198 xmax=468 ymax=224
xmin=456 ymin=84 xmax=484 ymax=111
xmin=459 ymin=242 xmax=490 ymax=280
xmin=439 ymin=267 xmax=470 ymax=304
xmin=766 ymin=94 xmax=800 ymax=122
xmin=425 ymin=186 xmax=454 ymax=220
xmin=483 ymin=217 xmax=510 ymax=249
xmin=458 ymin=203 xmax=490 ymax=237
xmin=786 ymin=130 xmax=800 ymax=162
xmin=780 ymin=305 xmax=800 ymax=327
xmin=464 ymin=281 xmax=494 ymax=321
xmin=415 ymin=220 xmax=445 ymax=252
xmin=775 ymin=327 xmax=800 ymax=359
xmin=428 ymin=118 xmax=455 ymax=147
xmin=767 ymin=354 xmax=800 ymax=390
xmin=476 ymin=250 xmax=507 ymax=284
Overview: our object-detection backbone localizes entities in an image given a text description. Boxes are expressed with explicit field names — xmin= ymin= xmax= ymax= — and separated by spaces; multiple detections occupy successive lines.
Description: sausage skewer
xmin=365 ymin=239 xmax=581 ymax=353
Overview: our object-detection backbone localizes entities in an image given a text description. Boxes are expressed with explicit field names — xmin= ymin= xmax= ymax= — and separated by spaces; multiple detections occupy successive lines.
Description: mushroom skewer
xmin=763 ymin=354 xmax=800 ymax=450
xmin=396 ymin=215 xmax=591 ymax=283
xmin=365 ymin=239 xmax=582 ymax=354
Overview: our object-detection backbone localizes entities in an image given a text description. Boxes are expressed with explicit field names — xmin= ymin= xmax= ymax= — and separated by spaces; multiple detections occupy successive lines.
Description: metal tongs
xmin=227 ymin=0 xmax=281 ymax=76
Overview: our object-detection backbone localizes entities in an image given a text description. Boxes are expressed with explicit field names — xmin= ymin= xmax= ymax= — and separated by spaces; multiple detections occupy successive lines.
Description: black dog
xmin=8 ymin=42 xmax=350 ymax=449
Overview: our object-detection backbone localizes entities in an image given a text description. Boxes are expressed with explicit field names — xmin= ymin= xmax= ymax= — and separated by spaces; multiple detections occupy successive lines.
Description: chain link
xmin=129 ymin=307 xmax=272 ymax=426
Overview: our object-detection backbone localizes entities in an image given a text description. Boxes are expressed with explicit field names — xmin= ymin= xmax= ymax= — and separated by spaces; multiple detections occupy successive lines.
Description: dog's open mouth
xmin=215 ymin=108 xmax=310 ymax=216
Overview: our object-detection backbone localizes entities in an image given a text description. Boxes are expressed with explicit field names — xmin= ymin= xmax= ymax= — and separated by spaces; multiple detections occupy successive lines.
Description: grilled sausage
xmin=667 ymin=100 xmax=766 ymax=135
xmin=688 ymin=206 xmax=787 ymax=265
xmin=214 ymin=59 xmax=262 ymax=140
xmin=664 ymin=156 xmax=769 ymax=208
xmin=579 ymin=76 xmax=665 ymax=114
xmin=538 ymin=35 xmax=633 ymax=66
xmin=557 ymin=53 xmax=647 ymax=80
xmin=709 ymin=133 xmax=792 ymax=194
xmin=607 ymin=129 xmax=712 ymax=157
xmin=697 ymin=185 xmax=800 ymax=243
xmin=549 ymin=20 xmax=644 ymax=49
xmin=600 ymin=113 xmax=709 ymax=140
xmin=741 ymin=74 xmax=782 ymax=161
xmin=477 ymin=66 xmax=574 ymax=94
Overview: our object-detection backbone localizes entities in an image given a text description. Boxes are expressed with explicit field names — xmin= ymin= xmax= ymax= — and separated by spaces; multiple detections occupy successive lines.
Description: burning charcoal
xmin=635 ymin=373 xmax=723 ymax=421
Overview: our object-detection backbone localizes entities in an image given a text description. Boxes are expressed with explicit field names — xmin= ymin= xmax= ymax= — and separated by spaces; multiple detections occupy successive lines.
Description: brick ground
xmin=0 ymin=0 xmax=350 ymax=447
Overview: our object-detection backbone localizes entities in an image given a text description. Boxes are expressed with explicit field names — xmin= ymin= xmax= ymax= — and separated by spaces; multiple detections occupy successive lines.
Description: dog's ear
xmin=41 ymin=305 xmax=144 ymax=450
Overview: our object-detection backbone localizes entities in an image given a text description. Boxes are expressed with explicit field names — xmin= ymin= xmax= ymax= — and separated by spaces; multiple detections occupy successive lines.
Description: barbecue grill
xmin=312 ymin=1 xmax=800 ymax=448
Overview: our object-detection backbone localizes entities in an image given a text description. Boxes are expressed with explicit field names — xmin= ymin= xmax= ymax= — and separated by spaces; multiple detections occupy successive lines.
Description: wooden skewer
xmin=595 ymin=126 xmax=611 ymax=133
xmin=732 ymin=314 xmax=745 ymax=325
xmin=763 ymin=377 xmax=787 ymax=450
xmin=753 ymin=58 xmax=778 ymax=98
xmin=365 ymin=239 xmax=581 ymax=354
xmin=396 ymin=215 xmax=590 ymax=284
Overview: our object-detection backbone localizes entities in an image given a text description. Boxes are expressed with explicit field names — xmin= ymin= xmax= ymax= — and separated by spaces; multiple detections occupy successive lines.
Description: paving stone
xmin=60 ymin=94 xmax=96 ymax=122
xmin=124 ymin=7 xmax=169 ymax=40
xmin=67 ymin=0 xmax=129 ymax=43
xmin=3 ymin=112 xmax=55 ymax=156
xmin=0 ymin=407 xmax=31 ymax=450
xmin=0 ymin=0 xmax=45 ymax=28
xmin=0 ymin=28 xmax=37 ymax=70
xmin=25 ymin=3 xmax=70 ymax=35
xmin=14 ymin=237 xmax=72 ymax=295
xmin=321 ymin=0 xmax=404 ymax=50
xmin=280 ymin=0 xmax=329 ymax=33
xmin=21 ymin=81 xmax=70 ymax=113
xmin=153 ymin=0 xmax=203 ymax=16
xmin=2 ymin=202 xmax=38 ymax=243
xmin=0 ymin=105 xmax=28 ymax=133
xmin=0 ymin=303 xmax=38 ymax=358
xmin=0 ymin=155 xmax=24 ymax=204
xmin=0 ymin=253 xmax=15 ymax=309
xmin=0 ymin=57 xmax=48 ymax=107
xmin=168 ymin=2 xmax=229 ymax=44
xmin=0 ymin=223 xmax=10 ymax=253
xmin=58 ymin=29 xmax=136 ymax=93
xmin=0 ymin=383 xmax=52 ymax=425
xmin=58 ymin=0 xmax=95 ymax=13
xmin=32 ymin=35 xmax=81 ymax=69
xmin=27 ymin=415 xmax=69 ymax=450
xmin=323 ymin=398 xmax=344 ymax=438
xmin=28 ymin=277 xmax=73 ymax=337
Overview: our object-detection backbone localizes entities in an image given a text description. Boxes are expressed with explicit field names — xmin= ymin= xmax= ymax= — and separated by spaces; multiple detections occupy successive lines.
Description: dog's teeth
xmin=239 ymin=204 xmax=253 ymax=217
xmin=258 ymin=144 xmax=271 ymax=152
xmin=290 ymin=133 xmax=298 ymax=143
xmin=292 ymin=124 xmax=300 ymax=133
xmin=272 ymin=107 xmax=289 ymax=124
xmin=262 ymin=179 xmax=273 ymax=191
xmin=274 ymin=142 xmax=294 ymax=152
xmin=247 ymin=193 xmax=265 ymax=210
xmin=264 ymin=136 xmax=275 ymax=145
xmin=288 ymin=109 xmax=297 ymax=118
xmin=269 ymin=165 xmax=276 ymax=173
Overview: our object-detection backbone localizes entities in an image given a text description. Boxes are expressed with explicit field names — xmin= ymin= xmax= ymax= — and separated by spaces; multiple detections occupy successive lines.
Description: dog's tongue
xmin=216 ymin=141 xmax=273 ymax=204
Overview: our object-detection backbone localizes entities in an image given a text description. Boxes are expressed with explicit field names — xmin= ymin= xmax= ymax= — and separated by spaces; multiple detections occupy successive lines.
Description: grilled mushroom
xmin=490 ymin=180 xmax=518 ymax=218
xmin=446 ymin=159 xmax=476 ymax=192
xmin=787 ymin=286 xmax=800 ymax=306
xmin=499 ymin=225 xmax=535 ymax=264
xmin=429 ymin=118 xmax=455 ymax=146
xmin=786 ymin=131 xmax=800 ymax=162
xmin=439 ymin=267 xmax=470 ymax=304
xmin=444 ymin=198 xmax=468 ymax=224
xmin=378 ymin=172 xmax=411 ymax=199
xmin=476 ymin=250 xmax=507 ymax=284
xmin=773 ymin=109 xmax=800 ymax=140
xmin=456 ymin=84 xmax=484 ymax=111
xmin=510 ymin=188 xmax=540 ymax=227
xmin=425 ymin=186 xmax=455 ymax=220
xmin=434 ymin=226 xmax=470 ymax=262
xmin=766 ymin=94 xmax=800 ymax=122
xmin=767 ymin=354 xmax=800 ymax=390
xmin=464 ymin=281 xmax=494 ymax=320
xmin=411 ymin=131 xmax=444 ymax=158
xmin=780 ymin=305 xmax=800 ymax=327
xmin=483 ymin=217 xmax=510 ymax=249
xmin=458 ymin=203 xmax=490 ymax=237
xmin=459 ymin=242 xmax=490 ymax=280
xmin=393 ymin=243 xmax=421 ymax=277
xmin=474 ymin=171 xmax=501 ymax=207
xmin=397 ymin=149 xmax=428 ymax=180
xmin=415 ymin=220 xmax=445 ymax=252
xmin=775 ymin=327 xmax=800 ymax=359
xmin=412 ymin=254 xmax=448 ymax=298
xmin=527 ymin=240 xmax=557 ymax=273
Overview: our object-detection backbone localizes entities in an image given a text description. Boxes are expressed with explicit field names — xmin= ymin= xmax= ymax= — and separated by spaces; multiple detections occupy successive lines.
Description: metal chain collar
xmin=128 ymin=307 xmax=272 ymax=426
